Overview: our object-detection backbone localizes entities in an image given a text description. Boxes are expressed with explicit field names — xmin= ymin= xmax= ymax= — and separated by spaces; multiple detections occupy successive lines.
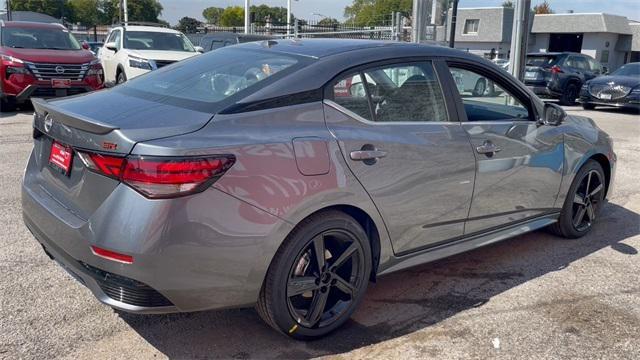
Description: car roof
xmin=234 ymin=38 xmax=464 ymax=59
xmin=117 ymin=25 xmax=182 ymax=34
xmin=527 ymin=52 xmax=582 ymax=56
xmin=1 ymin=21 xmax=66 ymax=29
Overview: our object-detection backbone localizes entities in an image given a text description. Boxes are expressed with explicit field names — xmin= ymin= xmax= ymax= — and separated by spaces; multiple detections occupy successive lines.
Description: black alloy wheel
xmin=286 ymin=229 xmax=365 ymax=329
xmin=550 ymin=160 xmax=606 ymax=238
xmin=571 ymin=169 xmax=604 ymax=232
xmin=257 ymin=211 xmax=371 ymax=339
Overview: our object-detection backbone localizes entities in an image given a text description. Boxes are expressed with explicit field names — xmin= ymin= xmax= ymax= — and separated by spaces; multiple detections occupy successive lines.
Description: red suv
xmin=1 ymin=21 xmax=104 ymax=111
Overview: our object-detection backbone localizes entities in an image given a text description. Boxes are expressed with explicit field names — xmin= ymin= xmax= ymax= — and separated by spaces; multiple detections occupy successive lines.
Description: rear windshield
xmin=526 ymin=55 xmax=557 ymax=67
xmin=611 ymin=63 xmax=640 ymax=77
xmin=118 ymin=47 xmax=307 ymax=110
xmin=1 ymin=26 xmax=81 ymax=50
xmin=124 ymin=31 xmax=195 ymax=52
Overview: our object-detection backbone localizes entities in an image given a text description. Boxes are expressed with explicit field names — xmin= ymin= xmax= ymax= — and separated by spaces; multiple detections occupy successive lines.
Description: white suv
xmin=99 ymin=24 xmax=202 ymax=84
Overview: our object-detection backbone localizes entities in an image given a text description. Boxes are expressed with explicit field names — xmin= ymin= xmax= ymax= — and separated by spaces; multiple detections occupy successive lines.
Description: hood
xmin=587 ymin=75 xmax=640 ymax=88
xmin=127 ymin=50 xmax=198 ymax=61
xmin=1 ymin=47 xmax=96 ymax=64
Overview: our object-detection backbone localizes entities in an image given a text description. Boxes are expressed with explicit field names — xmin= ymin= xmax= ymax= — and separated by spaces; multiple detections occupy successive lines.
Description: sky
xmin=159 ymin=0 xmax=640 ymax=25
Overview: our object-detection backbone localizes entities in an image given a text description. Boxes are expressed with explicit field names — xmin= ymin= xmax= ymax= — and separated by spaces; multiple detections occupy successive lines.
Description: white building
xmin=436 ymin=8 xmax=640 ymax=71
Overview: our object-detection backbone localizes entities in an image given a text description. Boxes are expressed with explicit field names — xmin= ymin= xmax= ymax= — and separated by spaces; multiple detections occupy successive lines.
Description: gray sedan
xmin=22 ymin=39 xmax=616 ymax=339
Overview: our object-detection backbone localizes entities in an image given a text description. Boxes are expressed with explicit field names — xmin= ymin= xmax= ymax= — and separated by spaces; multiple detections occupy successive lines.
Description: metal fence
xmin=185 ymin=18 xmax=405 ymax=46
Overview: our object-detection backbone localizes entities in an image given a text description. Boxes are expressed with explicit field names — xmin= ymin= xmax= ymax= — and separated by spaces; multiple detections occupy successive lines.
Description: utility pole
xmin=448 ymin=0 xmax=459 ymax=48
xmin=508 ymin=0 xmax=531 ymax=81
xmin=244 ymin=0 xmax=250 ymax=34
xmin=412 ymin=0 xmax=428 ymax=43
xmin=6 ymin=0 xmax=11 ymax=21
xmin=287 ymin=0 xmax=291 ymax=36
xmin=122 ymin=0 xmax=128 ymax=24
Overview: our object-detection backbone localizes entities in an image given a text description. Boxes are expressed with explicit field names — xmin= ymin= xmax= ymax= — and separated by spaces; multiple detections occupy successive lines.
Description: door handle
xmin=476 ymin=141 xmax=501 ymax=155
xmin=350 ymin=149 xmax=387 ymax=161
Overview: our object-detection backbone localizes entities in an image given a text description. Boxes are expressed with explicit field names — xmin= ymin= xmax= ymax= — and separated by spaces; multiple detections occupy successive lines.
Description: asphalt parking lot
xmin=1 ymin=104 xmax=639 ymax=359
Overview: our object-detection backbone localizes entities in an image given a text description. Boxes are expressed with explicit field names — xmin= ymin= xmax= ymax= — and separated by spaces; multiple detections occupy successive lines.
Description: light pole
xmin=244 ymin=0 xmax=250 ymax=34
xmin=287 ymin=0 xmax=298 ymax=37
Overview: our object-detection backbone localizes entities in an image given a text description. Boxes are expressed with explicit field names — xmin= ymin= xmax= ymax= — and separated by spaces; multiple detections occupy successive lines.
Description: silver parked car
xmin=22 ymin=39 xmax=616 ymax=339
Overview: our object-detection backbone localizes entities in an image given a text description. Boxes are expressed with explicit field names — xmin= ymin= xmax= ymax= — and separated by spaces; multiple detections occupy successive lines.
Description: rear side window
xmin=526 ymin=55 xmax=557 ymax=67
xmin=331 ymin=61 xmax=448 ymax=123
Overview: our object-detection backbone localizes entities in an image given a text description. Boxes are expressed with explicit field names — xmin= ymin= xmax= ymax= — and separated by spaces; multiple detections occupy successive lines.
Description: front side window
xmin=332 ymin=62 xmax=448 ymax=123
xmin=124 ymin=31 xmax=195 ymax=52
xmin=463 ymin=19 xmax=480 ymax=34
xmin=1 ymin=26 xmax=81 ymax=50
xmin=449 ymin=66 xmax=530 ymax=121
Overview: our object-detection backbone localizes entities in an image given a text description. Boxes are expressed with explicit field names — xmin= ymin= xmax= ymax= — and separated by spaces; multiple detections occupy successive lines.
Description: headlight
xmin=128 ymin=56 xmax=152 ymax=70
xmin=1 ymin=55 xmax=24 ymax=64
xmin=88 ymin=58 xmax=101 ymax=66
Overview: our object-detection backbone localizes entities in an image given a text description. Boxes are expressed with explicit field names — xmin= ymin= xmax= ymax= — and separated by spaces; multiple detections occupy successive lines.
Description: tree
xmin=533 ymin=1 xmax=554 ymax=14
xmin=104 ymin=0 xmax=163 ymax=23
xmin=220 ymin=6 xmax=244 ymax=27
xmin=344 ymin=0 xmax=412 ymax=27
xmin=176 ymin=16 xmax=201 ymax=33
xmin=68 ymin=0 xmax=100 ymax=26
xmin=251 ymin=4 xmax=289 ymax=25
xmin=502 ymin=1 xmax=514 ymax=8
xmin=10 ymin=0 xmax=66 ymax=19
xmin=202 ymin=6 xmax=224 ymax=25
xmin=318 ymin=17 xmax=340 ymax=27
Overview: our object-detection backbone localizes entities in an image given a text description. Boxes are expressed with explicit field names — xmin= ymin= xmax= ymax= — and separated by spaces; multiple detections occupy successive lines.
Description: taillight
xmin=550 ymin=65 xmax=563 ymax=74
xmin=77 ymin=151 xmax=235 ymax=198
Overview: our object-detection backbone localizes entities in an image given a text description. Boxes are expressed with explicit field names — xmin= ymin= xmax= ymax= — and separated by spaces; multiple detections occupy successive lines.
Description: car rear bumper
xmin=21 ymin=149 xmax=292 ymax=313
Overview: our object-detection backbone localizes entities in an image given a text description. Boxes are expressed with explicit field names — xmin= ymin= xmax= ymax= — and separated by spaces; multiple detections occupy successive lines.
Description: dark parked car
xmin=578 ymin=62 xmax=640 ymax=111
xmin=199 ymin=32 xmax=276 ymax=52
xmin=524 ymin=52 xmax=605 ymax=105
xmin=23 ymin=40 xmax=615 ymax=339
xmin=0 ymin=21 xmax=104 ymax=111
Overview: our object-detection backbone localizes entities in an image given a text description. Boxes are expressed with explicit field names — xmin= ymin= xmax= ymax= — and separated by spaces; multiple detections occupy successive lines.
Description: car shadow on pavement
xmin=119 ymin=202 xmax=639 ymax=359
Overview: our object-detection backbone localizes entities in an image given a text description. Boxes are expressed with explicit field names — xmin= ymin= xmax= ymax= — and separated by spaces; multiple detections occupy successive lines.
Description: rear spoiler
xmin=31 ymin=98 xmax=118 ymax=135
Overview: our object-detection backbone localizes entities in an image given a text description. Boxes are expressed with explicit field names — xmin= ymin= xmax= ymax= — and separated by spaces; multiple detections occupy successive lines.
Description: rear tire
xmin=549 ymin=160 xmax=606 ymax=238
xmin=257 ymin=210 xmax=372 ymax=340
xmin=582 ymin=103 xmax=596 ymax=110
xmin=559 ymin=83 xmax=578 ymax=106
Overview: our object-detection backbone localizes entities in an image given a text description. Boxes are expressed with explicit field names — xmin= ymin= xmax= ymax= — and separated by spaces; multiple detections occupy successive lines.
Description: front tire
xmin=550 ymin=160 xmax=606 ymax=238
xmin=559 ymin=83 xmax=578 ymax=106
xmin=582 ymin=103 xmax=596 ymax=110
xmin=116 ymin=70 xmax=127 ymax=85
xmin=257 ymin=210 xmax=372 ymax=339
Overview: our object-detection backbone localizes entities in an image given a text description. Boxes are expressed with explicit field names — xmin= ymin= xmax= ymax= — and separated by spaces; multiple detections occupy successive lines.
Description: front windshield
xmin=121 ymin=47 xmax=303 ymax=105
xmin=124 ymin=31 xmax=195 ymax=52
xmin=612 ymin=63 xmax=640 ymax=77
xmin=1 ymin=26 xmax=81 ymax=50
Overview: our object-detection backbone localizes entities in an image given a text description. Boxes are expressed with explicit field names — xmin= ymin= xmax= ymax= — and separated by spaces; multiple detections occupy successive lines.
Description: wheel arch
xmin=279 ymin=204 xmax=382 ymax=282
xmin=588 ymin=153 xmax=611 ymax=197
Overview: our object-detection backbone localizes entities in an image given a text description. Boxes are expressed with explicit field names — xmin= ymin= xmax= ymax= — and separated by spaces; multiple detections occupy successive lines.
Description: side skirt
xmin=377 ymin=212 xmax=560 ymax=276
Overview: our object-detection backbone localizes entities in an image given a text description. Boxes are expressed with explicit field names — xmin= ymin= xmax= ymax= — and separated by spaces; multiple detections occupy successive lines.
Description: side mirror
xmin=81 ymin=41 xmax=90 ymax=50
xmin=602 ymin=66 xmax=609 ymax=75
xmin=542 ymin=103 xmax=566 ymax=126
xmin=194 ymin=46 xmax=204 ymax=53
xmin=105 ymin=42 xmax=117 ymax=52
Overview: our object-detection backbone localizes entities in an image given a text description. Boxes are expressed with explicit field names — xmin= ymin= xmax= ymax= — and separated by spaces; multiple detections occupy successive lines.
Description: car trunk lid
xmin=28 ymin=92 xmax=215 ymax=220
